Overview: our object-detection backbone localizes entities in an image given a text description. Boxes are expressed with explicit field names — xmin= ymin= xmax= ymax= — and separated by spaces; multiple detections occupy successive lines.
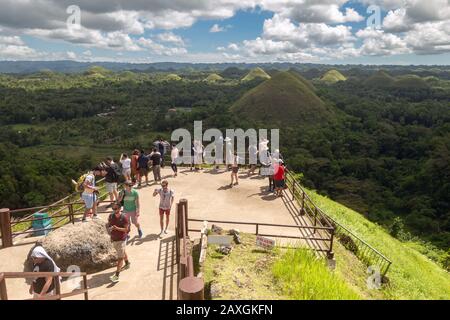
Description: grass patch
xmin=273 ymin=248 xmax=360 ymax=300
xmin=307 ymin=189 xmax=450 ymax=300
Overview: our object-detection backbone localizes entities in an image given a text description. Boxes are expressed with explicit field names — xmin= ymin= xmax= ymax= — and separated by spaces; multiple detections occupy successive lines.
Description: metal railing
xmin=284 ymin=168 xmax=392 ymax=276
xmin=188 ymin=218 xmax=335 ymax=256
xmin=0 ymin=271 xmax=88 ymax=300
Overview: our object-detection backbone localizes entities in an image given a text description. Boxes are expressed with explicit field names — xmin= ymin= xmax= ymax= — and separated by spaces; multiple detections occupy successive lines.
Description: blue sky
xmin=0 ymin=1 xmax=449 ymax=65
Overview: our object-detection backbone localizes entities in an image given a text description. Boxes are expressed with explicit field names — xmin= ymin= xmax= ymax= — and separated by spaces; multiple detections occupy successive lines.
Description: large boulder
xmin=25 ymin=220 xmax=117 ymax=274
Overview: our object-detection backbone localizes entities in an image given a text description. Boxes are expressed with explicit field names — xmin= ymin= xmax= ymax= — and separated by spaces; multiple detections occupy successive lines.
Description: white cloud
xmin=210 ymin=24 xmax=225 ymax=33
xmin=157 ymin=32 xmax=185 ymax=46
xmin=357 ymin=28 xmax=410 ymax=56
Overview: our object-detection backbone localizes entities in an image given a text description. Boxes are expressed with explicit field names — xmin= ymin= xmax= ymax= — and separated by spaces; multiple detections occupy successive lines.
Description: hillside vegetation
xmin=320 ymin=69 xmax=347 ymax=83
xmin=241 ymin=67 xmax=271 ymax=82
xmin=231 ymin=71 xmax=332 ymax=125
xmin=307 ymin=189 xmax=450 ymax=300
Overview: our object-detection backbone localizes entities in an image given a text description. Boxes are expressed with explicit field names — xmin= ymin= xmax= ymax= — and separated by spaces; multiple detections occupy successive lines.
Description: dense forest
xmin=0 ymin=66 xmax=449 ymax=251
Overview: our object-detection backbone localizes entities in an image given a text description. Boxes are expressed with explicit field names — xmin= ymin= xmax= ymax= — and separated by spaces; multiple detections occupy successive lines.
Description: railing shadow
xmin=158 ymin=235 xmax=177 ymax=300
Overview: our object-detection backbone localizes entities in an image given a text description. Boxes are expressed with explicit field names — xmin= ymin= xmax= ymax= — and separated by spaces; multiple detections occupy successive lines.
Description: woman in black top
xmin=29 ymin=246 xmax=60 ymax=299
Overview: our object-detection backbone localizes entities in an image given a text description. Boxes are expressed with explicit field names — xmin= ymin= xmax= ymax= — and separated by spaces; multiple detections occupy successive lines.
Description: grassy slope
xmin=241 ymin=67 xmax=271 ymax=82
xmin=201 ymin=233 xmax=361 ymax=300
xmin=320 ymin=70 xmax=347 ymax=83
xmin=307 ymin=189 xmax=450 ymax=300
xmin=231 ymin=71 xmax=332 ymax=125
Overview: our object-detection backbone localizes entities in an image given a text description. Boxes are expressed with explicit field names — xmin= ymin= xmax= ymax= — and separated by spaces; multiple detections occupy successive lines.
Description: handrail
xmin=284 ymin=167 xmax=392 ymax=276
xmin=1 ymin=271 xmax=89 ymax=300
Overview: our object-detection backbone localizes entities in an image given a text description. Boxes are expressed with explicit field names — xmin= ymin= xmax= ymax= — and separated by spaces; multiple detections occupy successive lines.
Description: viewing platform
xmin=0 ymin=166 xmax=333 ymax=300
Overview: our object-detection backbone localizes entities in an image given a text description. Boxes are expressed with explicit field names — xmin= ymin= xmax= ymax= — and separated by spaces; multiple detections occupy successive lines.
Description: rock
xmin=210 ymin=282 xmax=222 ymax=298
xmin=25 ymin=219 xmax=117 ymax=274
xmin=211 ymin=224 xmax=223 ymax=234
xmin=233 ymin=276 xmax=243 ymax=288
xmin=216 ymin=245 xmax=232 ymax=255
xmin=229 ymin=229 xmax=242 ymax=244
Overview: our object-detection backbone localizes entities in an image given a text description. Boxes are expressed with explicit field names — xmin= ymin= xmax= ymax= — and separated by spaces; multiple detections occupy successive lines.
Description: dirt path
xmin=0 ymin=167 xmax=323 ymax=300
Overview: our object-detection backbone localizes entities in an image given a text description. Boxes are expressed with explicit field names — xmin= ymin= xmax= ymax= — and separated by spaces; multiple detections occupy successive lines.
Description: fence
xmin=0 ymin=178 xmax=118 ymax=248
xmin=284 ymin=168 xmax=392 ymax=276
xmin=175 ymin=199 xmax=204 ymax=300
xmin=188 ymin=218 xmax=335 ymax=257
xmin=0 ymin=271 xmax=88 ymax=300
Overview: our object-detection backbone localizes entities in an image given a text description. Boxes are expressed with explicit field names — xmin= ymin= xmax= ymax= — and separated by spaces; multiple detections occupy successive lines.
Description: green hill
xmin=393 ymin=74 xmax=430 ymax=89
xmin=231 ymin=71 xmax=332 ymax=125
xmin=204 ymin=73 xmax=224 ymax=83
xmin=163 ymin=73 xmax=182 ymax=81
xmin=288 ymin=69 xmax=317 ymax=92
xmin=364 ymin=70 xmax=396 ymax=88
xmin=320 ymin=69 xmax=347 ymax=83
xmin=220 ymin=67 xmax=247 ymax=79
xmin=241 ymin=67 xmax=271 ymax=82
xmin=84 ymin=66 xmax=112 ymax=76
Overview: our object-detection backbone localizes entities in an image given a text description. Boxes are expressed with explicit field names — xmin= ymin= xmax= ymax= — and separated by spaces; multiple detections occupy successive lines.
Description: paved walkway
xmin=0 ymin=167 xmax=327 ymax=300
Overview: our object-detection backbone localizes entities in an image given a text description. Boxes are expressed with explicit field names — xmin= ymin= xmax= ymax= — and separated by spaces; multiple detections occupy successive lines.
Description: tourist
xmin=171 ymin=144 xmax=179 ymax=177
xmin=153 ymin=180 xmax=175 ymax=237
xmin=29 ymin=246 xmax=60 ymax=299
xmin=230 ymin=152 xmax=239 ymax=187
xmin=193 ymin=140 xmax=204 ymax=171
xmin=274 ymin=160 xmax=286 ymax=197
xmin=248 ymin=143 xmax=258 ymax=176
xmin=105 ymin=157 xmax=120 ymax=205
xmin=107 ymin=202 xmax=130 ymax=283
xmin=119 ymin=180 xmax=143 ymax=238
xmin=190 ymin=140 xmax=195 ymax=171
xmin=137 ymin=150 xmax=150 ymax=187
xmin=120 ymin=153 xmax=132 ymax=181
xmin=149 ymin=148 xmax=162 ymax=182
xmin=81 ymin=166 xmax=102 ymax=222
xmin=224 ymin=137 xmax=233 ymax=171
xmin=131 ymin=149 xmax=140 ymax=184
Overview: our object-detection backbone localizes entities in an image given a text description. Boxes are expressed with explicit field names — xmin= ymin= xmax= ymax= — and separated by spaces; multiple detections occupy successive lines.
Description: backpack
xmin=108 ymin=212 xmax=126 ymax=226
xmin=109 ymin=163 xmax=121 ymax=182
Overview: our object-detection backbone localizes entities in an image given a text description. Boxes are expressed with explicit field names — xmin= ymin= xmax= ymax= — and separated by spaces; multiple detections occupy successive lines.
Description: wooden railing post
xmin=291 ymin=179 xmax=296 ymax=201
xmin=313 ymin=208 xmax=318 ymax=234
xmin=328 ymin=228 xmax=335 ymax=260
xmin=0 ymin=273 xmax=7 ymax=300
xmin=301 ymin=192 xmax=305 ymax=215
xmin=0 ymin=208 xmax=13 ymax=248
xmin=54 ymin=276 xmax=61 ymax=300
xmin=68 ymin=203 xmax=75 ymax=224
xmin=83 ymin=275 xmax=89 ymax=300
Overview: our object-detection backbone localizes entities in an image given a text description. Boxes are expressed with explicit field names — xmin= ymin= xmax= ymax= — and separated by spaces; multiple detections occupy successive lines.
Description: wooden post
xmin=178 ymin=277 xmax=204 ymax=300
xmin=180 ymin=199 xmax=188 ymax=237
xmin=328 ymin=228 xmax=335 ymax=260
xmin=0 ymin=273 xmax=7 ymax=300
xmin=54 ymin=276 xmax=61 ymax=300
xmin=68 ymin=203 xmax=75 ymax=224
xmin=256 ymin=224 xmax=259 ymax=235
xmin=0 ymin=208 xmax=13 ymax=248
xmin=83 ymin=275 xmax=89 ymax=300
xmin=313 ymin=208 xmax=318 ymax=235
xmin=301 ymin=192 xmax=305 ymax=215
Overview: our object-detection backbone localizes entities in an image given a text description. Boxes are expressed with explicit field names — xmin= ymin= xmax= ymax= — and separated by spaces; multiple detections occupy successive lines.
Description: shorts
xmin=105 ymin=182 xmax=118 ymax=193
xmin=139 ymin=167 xmax=148 ymax=176
xmin=122 ymin=168 xmax=131 ymax=176
xmin=113 ymin=241 xmax=126 ymax=259
xmin=81 ymin=193 xmax=95 ymax=209
xmin=274 ymin=180 xmax=285 ymax=188
xmin=232 ymin=167 xmax=239 ymax=174
xmin=159 ymin=208 xmax=171 ymax=216
xmin=125 ymin=211 xmax=139 ymax=225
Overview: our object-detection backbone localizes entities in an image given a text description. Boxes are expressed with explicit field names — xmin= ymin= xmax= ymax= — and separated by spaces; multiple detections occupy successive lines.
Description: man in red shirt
xmin=273 ymin=160 xmax=286 ymax=197
xmin=107 ymin=202 xmax=130 ymax=283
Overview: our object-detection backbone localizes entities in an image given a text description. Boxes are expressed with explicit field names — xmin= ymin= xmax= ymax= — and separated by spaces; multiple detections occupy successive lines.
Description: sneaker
xmin=109 ymin=274 xmax=120 ymax=283
xmin=122 ymin=262 xmax=131 ymax=271
xmin=164 ymin=229 xmax=168 ymax=234
xmin=93 ymin=214 xmax=98 ymax=219
xmin=138 ymin=229 xmax=143 ymax=238
xmin=82 ymin=218 xmax=87 ymax=223
xmin=159 ymin=231 xmax=164 ymax=238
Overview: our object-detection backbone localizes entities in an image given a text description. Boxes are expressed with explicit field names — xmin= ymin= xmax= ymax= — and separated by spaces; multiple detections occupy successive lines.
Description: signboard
xmin=208 ymin=235 xmax=232 ymax=246
xmin=256 ymin=236 xmax=275 ymax=250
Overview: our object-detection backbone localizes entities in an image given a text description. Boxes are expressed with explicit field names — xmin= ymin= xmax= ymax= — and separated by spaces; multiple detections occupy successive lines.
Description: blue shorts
xmin=82 ymin=194 xmax=95 ymax=209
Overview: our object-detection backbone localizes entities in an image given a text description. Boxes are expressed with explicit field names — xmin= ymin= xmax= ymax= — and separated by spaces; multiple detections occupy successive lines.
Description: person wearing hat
xmin=28 ymin=245 xmax=60 ymax=299
xmin=119 ymin=180 xmax=143 ymax=238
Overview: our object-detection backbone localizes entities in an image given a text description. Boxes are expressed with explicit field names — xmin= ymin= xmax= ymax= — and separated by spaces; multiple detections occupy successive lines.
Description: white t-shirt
xmin=82 ymin=173 xmax=95 ymax=196
xmin=171 ymin=148 xmax=179 ymax=162
xmin=157 ymin=188 xmax=175 ymax=210
xmin=121 ymin=158 xmax=131 ymax=169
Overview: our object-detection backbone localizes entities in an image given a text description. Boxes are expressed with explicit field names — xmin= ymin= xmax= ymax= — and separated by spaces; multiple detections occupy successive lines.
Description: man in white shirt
xmin=171 ymin=144 xmax=179 ymax=177
xmin=82 ymin=166 xmax=103 ymax=222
